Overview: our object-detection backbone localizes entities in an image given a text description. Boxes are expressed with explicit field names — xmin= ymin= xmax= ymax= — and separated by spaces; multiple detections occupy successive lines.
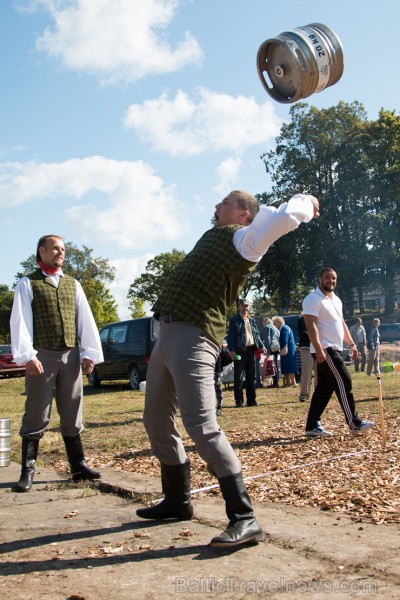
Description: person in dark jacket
xmin=226 ymin=298 xmax=266 ymax=407
xmin=263 ymin=317 xmax=280 ymax=388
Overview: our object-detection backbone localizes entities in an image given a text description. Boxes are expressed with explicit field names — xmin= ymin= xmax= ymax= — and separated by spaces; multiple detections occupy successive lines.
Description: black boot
xmin=136 ymin=460 xmax=193 ymax=520
xmin=210 ymin=472 xmax=265 ymax=548
xmin=11 ymin=437 xmax=40 ymax=493
xmin=63 ymin=434 xmax=101 ymax=481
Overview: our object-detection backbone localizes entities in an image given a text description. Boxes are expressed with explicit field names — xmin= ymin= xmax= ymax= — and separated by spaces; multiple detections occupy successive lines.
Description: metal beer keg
xmin=0 ymin=418 xmax=11 ymax=467
xmin=257 ymin=23 xmax=344 ymax=103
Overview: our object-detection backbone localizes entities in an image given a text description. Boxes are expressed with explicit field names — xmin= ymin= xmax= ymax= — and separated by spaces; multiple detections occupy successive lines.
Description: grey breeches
xmin=20 ymin=347 xmax=84 ymax=439
xmin=143 ymin=321 xmax=242 ymax=478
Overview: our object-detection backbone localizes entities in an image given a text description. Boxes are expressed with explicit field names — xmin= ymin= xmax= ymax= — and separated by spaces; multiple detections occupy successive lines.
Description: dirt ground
xmin=1 ymin=462 xmax=399 ymax=600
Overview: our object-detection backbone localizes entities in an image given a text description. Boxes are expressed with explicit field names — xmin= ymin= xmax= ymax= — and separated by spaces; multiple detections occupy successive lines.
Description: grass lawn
xmin=1 ymin=365 xmax=399 ymax=524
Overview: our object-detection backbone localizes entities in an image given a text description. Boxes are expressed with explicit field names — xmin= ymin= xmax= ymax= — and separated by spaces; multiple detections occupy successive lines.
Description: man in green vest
xmin=10 ymin=235 xmax=104 ymax=492
xmin=136 ymin=190 xmax=320 ymax=548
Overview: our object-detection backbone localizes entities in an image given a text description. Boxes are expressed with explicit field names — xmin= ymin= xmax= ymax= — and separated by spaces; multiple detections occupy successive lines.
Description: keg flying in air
xmin=257 ymin=23 xmax=344 ymax=104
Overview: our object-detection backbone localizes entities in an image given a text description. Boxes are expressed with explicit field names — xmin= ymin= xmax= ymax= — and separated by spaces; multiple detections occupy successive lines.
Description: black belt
xmin=159 ymin=314 xmax=182 ymax=323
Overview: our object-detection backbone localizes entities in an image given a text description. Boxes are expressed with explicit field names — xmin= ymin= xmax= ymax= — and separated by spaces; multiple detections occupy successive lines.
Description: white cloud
xmin=30 ymin=0 xmax=203 ymax=84
xmin=123 ymin=87 xmax=282 ymax=156
xmin=214 ymin=157 xmax=243 ymax=196
xmin=109 ymin=255 xmax=154 ymax=320
xmin=0 ymin=156 xmax=188 ymax=249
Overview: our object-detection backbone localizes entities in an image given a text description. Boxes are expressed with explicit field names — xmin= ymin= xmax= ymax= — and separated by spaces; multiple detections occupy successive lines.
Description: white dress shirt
xmin=10 ymin=269 xmax=104 ymax=366
xmin=233 ymin=193 xmax=314 ymax=262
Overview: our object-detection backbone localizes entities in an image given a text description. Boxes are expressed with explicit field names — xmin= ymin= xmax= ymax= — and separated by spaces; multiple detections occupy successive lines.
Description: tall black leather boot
xmin=63 ymin=434 xmax=101 ymax=481
xmin=11 ymin=437 xmax=40 ymax=493
xmin=210 ymin=472 xmax=265 ymax=548
xmin=136 ymin=460 xmax=193 ymax=520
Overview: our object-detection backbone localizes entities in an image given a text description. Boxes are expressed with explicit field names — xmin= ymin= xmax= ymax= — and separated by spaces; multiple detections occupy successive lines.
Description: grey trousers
xmin=299 ymin=347 xmax=316 ymax=399
xmin=143 ymin=321 xmax=242 ymax=478
xmin=367 ymin=346 xmax=380 ymax=376
xmin=20 ymin=347 xmax=84 ymax=439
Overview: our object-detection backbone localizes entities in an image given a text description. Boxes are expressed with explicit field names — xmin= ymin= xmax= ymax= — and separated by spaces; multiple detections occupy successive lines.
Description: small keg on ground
xmin=0 ymin=418 xmax=11 ymax=467
xmin=257 ymin=23 xmax=344 ymax=104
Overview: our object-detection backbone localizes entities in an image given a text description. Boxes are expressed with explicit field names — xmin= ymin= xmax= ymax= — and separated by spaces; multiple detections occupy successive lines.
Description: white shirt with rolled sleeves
xmin=10 ymin=269 xmax=104 ymax=366
xmin=302 ymin=287 xmax=344 ymax=353
xmin=233 ymin=193 xmax=315 ymax=261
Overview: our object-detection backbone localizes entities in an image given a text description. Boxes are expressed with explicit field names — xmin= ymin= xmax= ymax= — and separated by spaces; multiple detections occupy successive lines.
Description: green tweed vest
xmin=152 ymin=225 xmax=256 ymax=345
xmin=28 ymin=270 xmax=78 ymax=349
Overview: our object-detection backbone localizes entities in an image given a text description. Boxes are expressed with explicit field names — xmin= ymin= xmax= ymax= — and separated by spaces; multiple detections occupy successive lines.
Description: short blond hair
xmin=231 ymin=190 xmax=259 ymax=223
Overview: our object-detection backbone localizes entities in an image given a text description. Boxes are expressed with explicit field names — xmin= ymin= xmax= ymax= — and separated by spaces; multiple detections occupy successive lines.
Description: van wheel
xmin=129 ymin=367 xmax=140 ymax=390
xmin=87 ymin=369 xmax=101 ymax=388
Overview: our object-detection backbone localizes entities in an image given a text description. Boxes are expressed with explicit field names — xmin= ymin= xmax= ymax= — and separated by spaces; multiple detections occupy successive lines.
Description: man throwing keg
xmin=136 ymin=190 xmax=319 ymax=548
xmin=10 ymin=235 xmax=103 ymax=492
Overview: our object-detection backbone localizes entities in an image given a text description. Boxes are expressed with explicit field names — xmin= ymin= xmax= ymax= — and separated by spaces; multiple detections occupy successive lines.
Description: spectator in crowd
xmin=297 ymin=312 xmax=316 ymax=402
xmin=254 ymin=347 xmax=264 ymax=389
xmin=366 ymin=318 xmax=381 ymax=376
xmin=227 ymin=299 xmax=266 ymax=407
xmin=273 ymin=316 xmax=298 ymax=387
xmin=263 ymin=317 xmax=280 ymax=388
xmin=215 ymin=343 xmax=234 ymax=415
xmin=349 ymin=317 xmax=367 ymax=372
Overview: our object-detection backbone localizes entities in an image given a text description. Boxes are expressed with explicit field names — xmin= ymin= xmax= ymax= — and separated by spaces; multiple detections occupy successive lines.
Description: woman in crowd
xmin=367 ymin=318 xmax=381 ymax=376
xmin=273 ymin=316 xmax=298 ymax=387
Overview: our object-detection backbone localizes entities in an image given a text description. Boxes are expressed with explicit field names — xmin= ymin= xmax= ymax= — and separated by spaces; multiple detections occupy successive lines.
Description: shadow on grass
xmin=83 ymin=383 xmax=145 ymax=396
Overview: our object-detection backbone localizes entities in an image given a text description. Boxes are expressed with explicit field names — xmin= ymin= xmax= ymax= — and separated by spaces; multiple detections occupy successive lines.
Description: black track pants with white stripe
xmin=306 ymin=347 xmax=362 ymax=431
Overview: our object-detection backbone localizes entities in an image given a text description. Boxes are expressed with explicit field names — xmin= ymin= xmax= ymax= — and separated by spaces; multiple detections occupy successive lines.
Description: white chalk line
xmin=190 ymin=449 xmax=372 ymax=495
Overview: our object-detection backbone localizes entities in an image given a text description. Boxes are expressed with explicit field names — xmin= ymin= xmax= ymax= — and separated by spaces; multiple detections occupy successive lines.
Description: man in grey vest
xmin=10 ymin=235 xmax=104 ymax=492
xmin=136 ymin=190 xmax=320 ymax=548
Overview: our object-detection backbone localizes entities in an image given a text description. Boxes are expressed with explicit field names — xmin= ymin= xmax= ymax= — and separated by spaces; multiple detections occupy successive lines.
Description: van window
xmin=109 ymin=324 xmax=128 ymax=344
xmin=127 ymin=320 xmax=147 ymax=342
xmin=151 ymin=318 xmax=160 ymax=340
xmin=100 ymin=328 xmax=109 ymax=344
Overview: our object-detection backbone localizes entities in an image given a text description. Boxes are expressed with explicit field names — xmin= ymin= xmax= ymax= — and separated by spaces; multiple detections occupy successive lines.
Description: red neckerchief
xmin=38 ymin=261 xmax=60 ymax=276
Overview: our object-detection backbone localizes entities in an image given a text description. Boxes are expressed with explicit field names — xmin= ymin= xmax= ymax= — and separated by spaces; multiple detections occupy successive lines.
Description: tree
xmin=128 ymin=297 xmax=147 ymax=319
xmin=127 ymin=249 xmax=186 ymax=306
xmin=257 ymin=101 xmax=383 ymax=316
xmin=16 ymin=242 xmax=118 ymax=328
xmin=364 ymin=110 xmax=400 ymax=314
xmin=0 ymin=284 xmax=14 ymax=342
xmin=82 ymin=279 xmax=119 ymax=329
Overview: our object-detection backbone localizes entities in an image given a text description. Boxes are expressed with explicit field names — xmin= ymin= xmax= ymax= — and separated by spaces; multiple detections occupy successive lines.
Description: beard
xmin=321 ymin=282 xmax=335 ymax=292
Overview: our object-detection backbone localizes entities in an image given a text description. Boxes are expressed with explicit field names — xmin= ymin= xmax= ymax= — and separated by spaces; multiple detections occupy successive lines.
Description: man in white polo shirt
xmin=302 ymin=267 xmax=374 ymax=437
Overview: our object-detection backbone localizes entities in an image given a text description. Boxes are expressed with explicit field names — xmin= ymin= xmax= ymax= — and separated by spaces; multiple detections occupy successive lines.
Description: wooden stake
xmin=377 ymin=374 xmax=386 ymax=448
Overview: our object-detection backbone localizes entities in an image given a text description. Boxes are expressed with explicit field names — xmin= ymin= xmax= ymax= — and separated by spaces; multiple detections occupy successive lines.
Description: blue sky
xmin=1 ymin=0 xmax=399 ymax=318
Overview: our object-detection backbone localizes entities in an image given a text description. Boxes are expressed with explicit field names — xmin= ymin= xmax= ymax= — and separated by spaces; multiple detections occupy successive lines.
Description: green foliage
xmin=127 ymin=249 xmax=186 ymax=306
xmin=257 ymin=101 xmax=400 ymax=316
xmin=128 ymin=296 xmax=147 ymax=319
xmin=83 ymin=279 xmax=119 ymax=329
xmin=0 ymin=284 xmax=14 ymax=342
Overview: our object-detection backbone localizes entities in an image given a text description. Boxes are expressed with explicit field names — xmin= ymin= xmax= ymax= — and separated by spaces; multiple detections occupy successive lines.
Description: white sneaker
xmin=306 ymin=425 xmax=333 ymax=437
xmin=351 ymin=420 xmax=374 ymax=433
